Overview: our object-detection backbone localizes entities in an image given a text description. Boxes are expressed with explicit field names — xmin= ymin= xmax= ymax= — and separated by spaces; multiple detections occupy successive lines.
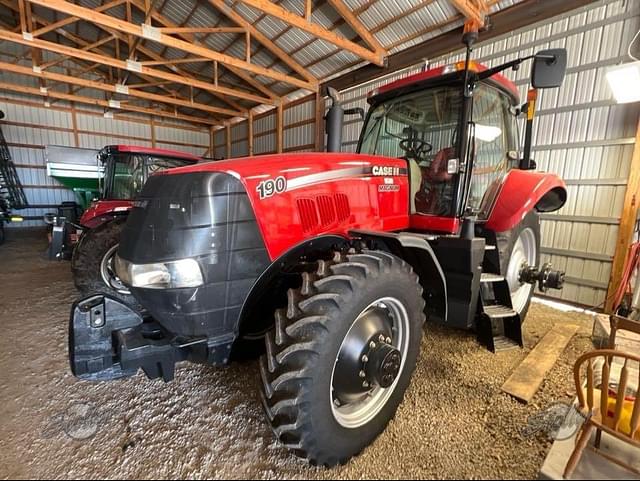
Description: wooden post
xmin=276 ymin=102 xmax=284 ymax=154
xmin=606 ymin=116 xmax=640 ymax=312
xmin=226 ymin=123 xmax=232 ymax=159
xmin=248 ymin=110 xmax=254 ymax=156
xmin=209 ymin=126 xmax=215 ymax=159
xmin=315 ymin=91 xmax=325 ymax=152
xmin=150 ymin=117 xmax=157 ymax=148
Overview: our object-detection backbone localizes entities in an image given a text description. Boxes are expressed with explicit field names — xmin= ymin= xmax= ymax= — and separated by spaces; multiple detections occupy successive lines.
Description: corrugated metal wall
xmin=214 ymin=96 xmax=318 ymax=158
xmin=0 ymin=92 xmax=211 ymax=228
xmin=335 ymin=0 xmax=640 ymax=307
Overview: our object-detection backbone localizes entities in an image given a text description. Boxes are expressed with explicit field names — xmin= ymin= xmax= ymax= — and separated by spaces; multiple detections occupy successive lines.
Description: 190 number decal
xmin=256 ymin=176 xmax=287 ymax=199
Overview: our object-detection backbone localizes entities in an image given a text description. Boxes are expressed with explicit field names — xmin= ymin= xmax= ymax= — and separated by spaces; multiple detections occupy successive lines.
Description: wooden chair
xmin=563 ymin=349 xmax=640 ymax=479
xmin=609 ymin=314 xmax=640 ymax=349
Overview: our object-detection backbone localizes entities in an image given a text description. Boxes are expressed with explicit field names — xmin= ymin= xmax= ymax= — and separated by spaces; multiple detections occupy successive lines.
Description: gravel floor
xmin=0 ymin=230 xmax=597 ymax=480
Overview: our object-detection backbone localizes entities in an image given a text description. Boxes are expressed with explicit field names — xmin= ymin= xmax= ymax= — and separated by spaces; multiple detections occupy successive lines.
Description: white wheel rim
xmin=330 ymin=296 xmax=410 ymax=429
xmin=506 ymin=228 xmax=537 ymax=314
xmin=100 ymin=244 xmax=131 ymax=295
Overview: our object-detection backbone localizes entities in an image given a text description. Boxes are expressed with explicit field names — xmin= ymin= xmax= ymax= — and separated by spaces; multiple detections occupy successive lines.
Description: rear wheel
xmin=259 ymin=250 xmax=425 ymax=467
xmin=497 ymin=211 xmax=540 ymax=320
xmin=71 ymin=218 xmax=140 ymax=309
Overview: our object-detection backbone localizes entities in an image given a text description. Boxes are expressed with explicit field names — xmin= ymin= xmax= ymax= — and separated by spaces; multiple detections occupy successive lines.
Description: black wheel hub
xmin=333 ymin=305 xmax=403 ymax=404
xmin=365 ymin=343 xmax=402 ymax=389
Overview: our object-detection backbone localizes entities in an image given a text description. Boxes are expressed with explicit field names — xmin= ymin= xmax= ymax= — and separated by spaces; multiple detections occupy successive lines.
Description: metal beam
xmin=234 ymin=0 xmax=385 ymax=66
xmin=27 ymin=0 xmax=316 ymax=91
xmin=323 ymin=0 xmax=601 ymax=92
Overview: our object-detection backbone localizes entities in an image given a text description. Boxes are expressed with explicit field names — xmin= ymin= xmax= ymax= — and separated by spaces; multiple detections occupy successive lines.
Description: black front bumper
xmin=69 ymin=295 xmax=235 ymax=382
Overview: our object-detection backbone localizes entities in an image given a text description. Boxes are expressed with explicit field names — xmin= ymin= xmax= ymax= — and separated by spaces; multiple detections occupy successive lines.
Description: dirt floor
xmin=0 ymin=230 xmax=598 ymax=480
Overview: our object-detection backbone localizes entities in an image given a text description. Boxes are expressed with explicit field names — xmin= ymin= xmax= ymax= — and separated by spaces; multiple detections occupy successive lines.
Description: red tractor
xmin=68 ymin=145 xmax=200 ymax=305
xmin=69 ymin=32 xmax=568 ymax=467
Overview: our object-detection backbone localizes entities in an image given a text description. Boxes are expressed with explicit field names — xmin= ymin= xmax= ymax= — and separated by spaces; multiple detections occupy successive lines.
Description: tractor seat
xmin=411 ymin=147 xmax=456 ymax=215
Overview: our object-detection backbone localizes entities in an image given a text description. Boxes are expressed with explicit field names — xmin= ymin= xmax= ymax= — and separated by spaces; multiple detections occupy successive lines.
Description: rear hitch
xmin=519 ymin=262 xmax=565 ymax=292
xmin=69 ymin=295 xmax=234 ymax=383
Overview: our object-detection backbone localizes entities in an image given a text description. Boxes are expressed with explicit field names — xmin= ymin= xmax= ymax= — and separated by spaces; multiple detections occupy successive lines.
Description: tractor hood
xmin=152 ymin=151 xmax=412 ymax=259
xmin=116 ymin=151 xmax=410 ymax=338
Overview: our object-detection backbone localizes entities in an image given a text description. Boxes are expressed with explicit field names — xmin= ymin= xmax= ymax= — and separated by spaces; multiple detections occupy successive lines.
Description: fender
xmin=349 ymin=229 xmax=448 ymax=324
xmin=484 ymin=169 xmax=567 ymax=232
xmin=80 ymin=200 xmax=134 ymax=229
xmin=236 ymin=235 xmax=351 ymax=340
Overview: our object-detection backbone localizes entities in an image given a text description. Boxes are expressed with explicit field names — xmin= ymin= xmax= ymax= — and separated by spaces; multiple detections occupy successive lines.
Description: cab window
xmin=468 ymin=84 xmax=517 ymax=211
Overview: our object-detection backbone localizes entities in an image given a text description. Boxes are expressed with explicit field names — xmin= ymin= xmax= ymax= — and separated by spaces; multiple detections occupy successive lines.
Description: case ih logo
xmin=372 ymin=166 xmax=402 ymax=176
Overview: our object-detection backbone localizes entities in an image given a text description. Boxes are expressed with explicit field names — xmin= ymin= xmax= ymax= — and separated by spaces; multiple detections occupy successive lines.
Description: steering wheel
xmin=399 ymin=138 xmax=433 ymax=161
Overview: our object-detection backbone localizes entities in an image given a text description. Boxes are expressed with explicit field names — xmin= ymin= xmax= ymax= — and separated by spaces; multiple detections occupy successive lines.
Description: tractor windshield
xmin=103 ymin=154 xmax=193 ymax=200
xmin=359 ymin=85 xmax=463 ymax=216
xmin=359 ymin=82 xmax=518 ymax=217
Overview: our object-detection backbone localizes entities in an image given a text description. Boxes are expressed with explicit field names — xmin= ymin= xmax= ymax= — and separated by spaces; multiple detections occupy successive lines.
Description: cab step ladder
xmin=477 ymin=241 xmax=523 ymax=352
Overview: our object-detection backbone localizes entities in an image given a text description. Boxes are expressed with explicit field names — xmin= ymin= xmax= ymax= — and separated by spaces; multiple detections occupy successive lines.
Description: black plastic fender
xmin=349 ymin=229 xmax=448 ymax=323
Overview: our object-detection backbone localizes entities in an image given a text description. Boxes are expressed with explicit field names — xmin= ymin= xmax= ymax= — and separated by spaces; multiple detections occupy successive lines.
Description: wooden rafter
xmin=207 ymin=0 xmax=316 ymax=83
xmin=40 ymin=34 xmax=116 ymax=70
xmin=81 ymin=18 xmax=251 ymax=112
xmin=448 ymin=0 xmax=488 ymax=26
xmin=30 ymin=0 xmax=126 ymax=37
xmin=0 ymin=60 xmax=245 ymax=119
xmin=234 ymin=0 xmax=386 ymax=66
xmin=0 ymin=80 xmax=219 ymax=125
xmin=27 ymin=0 xmax=317 ymax=91
xmin=325 ymin=0 xmax=385 ymax=56
xmin=0 ymin=28 xmax=274 ymax=105
xmin=129 ymin=0 xmax=280 ymax=100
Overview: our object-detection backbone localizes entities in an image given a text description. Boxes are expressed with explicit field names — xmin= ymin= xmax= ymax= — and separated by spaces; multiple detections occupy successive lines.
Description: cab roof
xmin=105 ymin=145 xmax=201 ymax=163
xmin=369 ymin=61 xmax=520 ymax=104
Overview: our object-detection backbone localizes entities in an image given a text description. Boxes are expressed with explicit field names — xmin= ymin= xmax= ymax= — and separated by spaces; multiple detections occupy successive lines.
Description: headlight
xmin=114 ymin=255 xmax=204 ymax=289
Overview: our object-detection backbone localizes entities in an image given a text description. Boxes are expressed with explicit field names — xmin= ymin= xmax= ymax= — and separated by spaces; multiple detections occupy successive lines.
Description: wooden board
xmin=502 ymin=323 xmax=579 ymax=403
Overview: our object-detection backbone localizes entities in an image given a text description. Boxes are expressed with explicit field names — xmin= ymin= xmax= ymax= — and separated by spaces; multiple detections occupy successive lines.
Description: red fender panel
xmin=484 ymin=169 xmax=567 ymax=232
xmin=80 ymin=200 xmax=134 ymax=229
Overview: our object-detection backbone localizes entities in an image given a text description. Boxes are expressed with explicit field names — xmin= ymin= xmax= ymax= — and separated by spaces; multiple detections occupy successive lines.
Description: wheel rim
xmin=330 ymin=297 xmax=410 ymax=429
xmin=100 ymin=244 xmax=130 ymax=295
xmin=506 ymin=228 xmax=537 ymax=314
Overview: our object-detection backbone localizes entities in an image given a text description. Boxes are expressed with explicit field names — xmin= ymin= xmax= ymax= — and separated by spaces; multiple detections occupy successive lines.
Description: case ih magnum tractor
xmin=69 ymin=30 xmax=569 ymax=466
xmin=68 ymin=145 xmax=200 ymax=304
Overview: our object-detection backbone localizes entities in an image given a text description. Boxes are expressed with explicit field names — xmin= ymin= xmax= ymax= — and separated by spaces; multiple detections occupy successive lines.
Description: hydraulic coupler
xmin=520 ymin=262 xmax=565 ymax=293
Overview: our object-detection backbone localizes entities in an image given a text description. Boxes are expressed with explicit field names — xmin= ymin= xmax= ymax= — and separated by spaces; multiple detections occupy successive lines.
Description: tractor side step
xmin=481 ymin=273 xmax=505 ymax=283
xmin=484 ymin=304 xmax=516 ymax=318
xmin=492 ymin=336 xmax=521 ymax=352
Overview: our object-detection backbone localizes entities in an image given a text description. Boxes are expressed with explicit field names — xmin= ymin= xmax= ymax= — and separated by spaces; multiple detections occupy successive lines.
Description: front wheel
xmin=260 ymin=250 xmax=426 ymax=467
xmin=71 ymin=218 xmax=140 ymax=309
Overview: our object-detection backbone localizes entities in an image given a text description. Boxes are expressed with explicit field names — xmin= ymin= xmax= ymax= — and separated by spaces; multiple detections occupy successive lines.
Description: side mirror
xmin=531 ymin=48 xmax=567 ymax=89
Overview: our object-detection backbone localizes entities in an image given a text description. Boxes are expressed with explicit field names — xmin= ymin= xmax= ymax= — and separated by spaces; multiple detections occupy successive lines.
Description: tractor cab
xmin=98 ymin=145 xmax=200 ymax=203
xmin=360 ymin=62 xmax=519 ymax=231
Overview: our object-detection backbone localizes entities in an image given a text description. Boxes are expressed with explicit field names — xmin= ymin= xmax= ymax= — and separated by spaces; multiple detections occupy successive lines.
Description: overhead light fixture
xmin=606 ymin=61 xmax=640 ymax=104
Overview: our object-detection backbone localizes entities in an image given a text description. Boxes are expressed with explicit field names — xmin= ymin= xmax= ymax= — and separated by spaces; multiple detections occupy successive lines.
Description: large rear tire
xmin=260 ymin=250 xmax=425 ymax=467
xmin=496 ymin=210 xmax=541 ymax=321
xmin=71 ymin=218 xmax=140 ymax=309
